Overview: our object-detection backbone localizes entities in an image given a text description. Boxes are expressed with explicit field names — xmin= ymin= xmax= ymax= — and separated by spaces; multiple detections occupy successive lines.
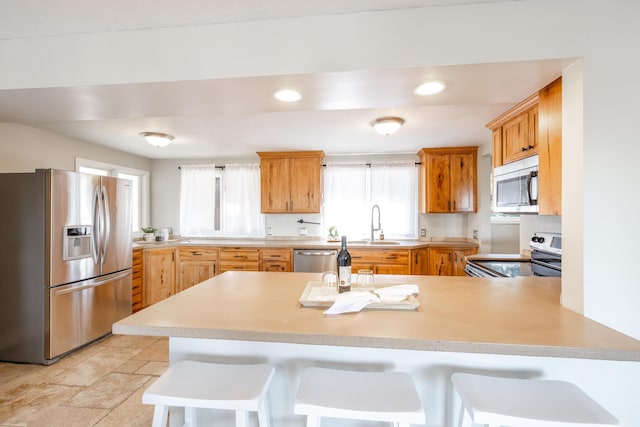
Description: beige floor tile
xmin=93 ymin=377 xmax=155 ymax=427
xmin=112 ymin=359 xmax=147 ymax=374
xmin=103 ymin=335 xmax=163 ymax=350
xmin=49 ymin=347 xmax=142 ymax=387
xmin=130 ymin=340 xmax=169 ymax=362
xmin=0 ymin=364 xmax=66 ymax=401
xmin=65 ymin=373 xmax=151 ymax=410
xmin=135 ymin=361 xmax=168 ymax=376
xmin=28 ymin=405 xmax=109 ymax=427
xmin=0 ymin=383 xmax=81 ymax=425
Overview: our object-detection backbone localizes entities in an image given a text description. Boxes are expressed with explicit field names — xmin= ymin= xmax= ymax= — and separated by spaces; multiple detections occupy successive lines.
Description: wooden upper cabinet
xmin=538 ymin=77 xmax=562 ymax=215
xmin=417 ymin=146 xmax=477 ymax=213
xmin=258 ymin=151 xmax=324 ymax=213
xmin=487 ymin=93 xmax=538 ymax=166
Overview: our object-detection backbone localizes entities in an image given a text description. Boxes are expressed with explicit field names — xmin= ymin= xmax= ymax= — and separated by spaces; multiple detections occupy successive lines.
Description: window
xmin=75 ymin=158 xmax=149 ymax=235
xmin=323 ymin=162 xmax=418 ymax=240
xmin=179 ymin=163 xmax=264 ymax=237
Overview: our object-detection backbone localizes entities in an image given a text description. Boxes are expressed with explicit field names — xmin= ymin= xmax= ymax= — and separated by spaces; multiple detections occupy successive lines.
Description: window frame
xmin=75 ymin=157 xmax=150 ymax=237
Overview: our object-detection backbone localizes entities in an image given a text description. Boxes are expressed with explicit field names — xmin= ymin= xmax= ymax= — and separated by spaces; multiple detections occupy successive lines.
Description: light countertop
xmin=133 ymin=237 xmax=478 ymax=250
xmin=113 ymin=271 xmax=640 ymax=361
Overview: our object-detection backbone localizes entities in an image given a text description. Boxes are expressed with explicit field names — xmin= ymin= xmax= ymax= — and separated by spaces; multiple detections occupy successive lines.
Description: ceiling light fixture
xmin=413 ymin=81 xmax=446 ymax=96
xmin=140 ymin=132 xmax=174 ymax=147
xmin=370 ymin=117 xmax=405 ymax=135
xmin=273 ymin=89 xmax=302 ymax=102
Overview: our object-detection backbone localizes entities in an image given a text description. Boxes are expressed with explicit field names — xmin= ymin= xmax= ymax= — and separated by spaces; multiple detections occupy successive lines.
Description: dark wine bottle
xmin=337 ymin=236 xmax=351 ymax=293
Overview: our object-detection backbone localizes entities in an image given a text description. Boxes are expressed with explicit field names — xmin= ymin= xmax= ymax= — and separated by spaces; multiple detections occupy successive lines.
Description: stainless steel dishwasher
xmin=293 ymin=249 xmax=337 ymax=272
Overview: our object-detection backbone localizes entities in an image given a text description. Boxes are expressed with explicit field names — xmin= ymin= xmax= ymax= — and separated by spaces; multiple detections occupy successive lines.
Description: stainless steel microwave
xmin=493 ymin=154 xmax=539 ymax=214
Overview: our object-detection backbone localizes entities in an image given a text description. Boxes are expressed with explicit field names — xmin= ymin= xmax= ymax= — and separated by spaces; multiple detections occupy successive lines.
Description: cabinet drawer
xmin=220 ymin=249 xmax=260 ymax=262
xmin=219 ymin=262 xmax=261 ymax=272
xmin=132 ymin=249 xmax=142 ymax=265
xmin=179 ymin=247 xmax=219 ymax=261
xmin=350 ymin=249 xmax=409 ymax=264
xmin=261 ymin=248 xmax=292 ymax=262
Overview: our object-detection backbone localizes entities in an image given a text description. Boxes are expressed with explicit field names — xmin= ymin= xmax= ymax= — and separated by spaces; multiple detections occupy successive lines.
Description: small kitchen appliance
xmin=493 ymin=155 xmax=539 ymax=214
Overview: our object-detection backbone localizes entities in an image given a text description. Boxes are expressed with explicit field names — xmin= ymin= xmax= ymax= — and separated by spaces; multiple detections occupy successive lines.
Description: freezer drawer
xmin=48 ymin=269 xmax=132 ymax=359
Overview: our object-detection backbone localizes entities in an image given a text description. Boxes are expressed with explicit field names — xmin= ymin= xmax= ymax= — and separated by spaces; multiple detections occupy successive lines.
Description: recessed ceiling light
xmin=273 ymin=89 xmax=302 ymax=102
xmin=413 ymin=81 xmax=446 ymax=96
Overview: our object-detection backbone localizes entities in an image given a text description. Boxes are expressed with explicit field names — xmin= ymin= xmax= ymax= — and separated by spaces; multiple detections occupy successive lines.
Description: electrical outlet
xmin=298 ymin=227 xmax=307 ymax=236
xmin=420 ymin=228 xmax=426 ymax=238
xmin=267 ymin=227 xmax=273 ymax=236
xmin=473 ymin=229 xmax=479 ymax=240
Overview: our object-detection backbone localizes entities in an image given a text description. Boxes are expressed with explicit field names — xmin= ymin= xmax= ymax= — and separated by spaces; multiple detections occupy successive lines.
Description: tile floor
xmin=0 ymin=335 xmax=168 ymax=427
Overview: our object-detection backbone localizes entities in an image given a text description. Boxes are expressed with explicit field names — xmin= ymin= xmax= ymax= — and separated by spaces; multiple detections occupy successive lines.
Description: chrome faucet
xmin=371 ymin=204 xmax=381 ymax=242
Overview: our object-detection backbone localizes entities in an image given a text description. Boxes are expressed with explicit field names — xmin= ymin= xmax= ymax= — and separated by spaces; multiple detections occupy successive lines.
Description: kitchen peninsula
xmin=113 ymin=271 xmax=640 ymax=426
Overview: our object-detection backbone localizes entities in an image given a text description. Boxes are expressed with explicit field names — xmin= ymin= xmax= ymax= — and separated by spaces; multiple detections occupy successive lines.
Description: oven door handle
xmin=527 ymin=171 xmax=539 ymax=205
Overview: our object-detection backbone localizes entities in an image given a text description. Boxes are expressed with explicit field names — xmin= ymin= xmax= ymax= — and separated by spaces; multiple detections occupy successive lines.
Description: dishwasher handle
xmin=294 ymin=250 xmax=338 ymax=256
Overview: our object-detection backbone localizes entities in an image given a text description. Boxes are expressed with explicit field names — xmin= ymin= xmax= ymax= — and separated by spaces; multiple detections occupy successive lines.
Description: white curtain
xmin=323 ymin=163 xmax=368 ymax=240
xmin=370 ymin=162 xmax=418 ymax=238
xmin=179 ymin=164 xmax=218 ymax=236
xmin=223 ymin=164 xmax=265 ymax=236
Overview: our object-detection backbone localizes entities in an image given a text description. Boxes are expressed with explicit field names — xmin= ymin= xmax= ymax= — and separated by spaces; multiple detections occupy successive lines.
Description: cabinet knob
xmin=521 ymin=147 xmax=528 ymax=152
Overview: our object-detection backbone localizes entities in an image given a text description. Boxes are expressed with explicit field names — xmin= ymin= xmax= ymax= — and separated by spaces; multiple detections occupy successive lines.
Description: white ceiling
xmin=0 ymin=0 xmax=572 ymax=159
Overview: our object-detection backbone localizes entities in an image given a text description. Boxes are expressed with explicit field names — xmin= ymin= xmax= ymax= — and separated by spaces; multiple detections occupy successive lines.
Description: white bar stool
xmin=294 ymin=367 xmax=426 ymax=427
xmin=142 ymin=360 xmax=275 ymax=427
xmin=451 ymin=373 xmax=619 ymax=427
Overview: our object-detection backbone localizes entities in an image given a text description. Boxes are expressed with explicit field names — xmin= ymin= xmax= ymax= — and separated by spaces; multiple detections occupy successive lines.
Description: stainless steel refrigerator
xmin=0 ymin=169 xmax=132 ymax=364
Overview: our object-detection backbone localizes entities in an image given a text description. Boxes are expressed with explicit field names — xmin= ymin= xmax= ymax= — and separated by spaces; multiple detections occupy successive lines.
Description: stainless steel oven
xmin=529 ymin=232 xmax=562 ymax=277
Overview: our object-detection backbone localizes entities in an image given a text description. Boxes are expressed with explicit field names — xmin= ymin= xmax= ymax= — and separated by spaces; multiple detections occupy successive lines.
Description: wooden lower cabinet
xmin=131 ymin=248 xmax=143 ymax=313
xmin=178 ymin=247 xmax=219 ymax=292
xmin=220 ymin=248 xmax=261 ymax=273
xmin=350 ymin=249 xmax=411 ymax=275
xmin=411 ymin=247 xmax=429 ymax=275
xmin=261 ymin=248 xmax=292 ymax=272
xmin=143 ymin=247 xmax=176 ymax=306
xmin=427 ymin=246 xmax=478 ymax=276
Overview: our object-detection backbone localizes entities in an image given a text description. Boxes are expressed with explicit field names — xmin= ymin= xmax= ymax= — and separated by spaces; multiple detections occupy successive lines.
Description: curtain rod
xmin=322 ymin=162 xmax=421 ymax=167
xmin=178 ymin=165 xmax=225 ymax=170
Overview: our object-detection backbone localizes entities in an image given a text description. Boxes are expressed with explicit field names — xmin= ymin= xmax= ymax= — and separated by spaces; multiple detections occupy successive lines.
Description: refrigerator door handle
xmin=92 ymin=186 xmax=102 ymax=265
xmin=53 ymin=270 xmax=131 ymax=295
xmin=101 ymin=184 xmax=111 ymax=264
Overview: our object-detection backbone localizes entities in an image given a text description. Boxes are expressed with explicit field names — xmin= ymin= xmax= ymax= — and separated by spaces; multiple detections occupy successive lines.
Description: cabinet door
xmin=132 ymin=249 xmax=143 ymax=313
xmin=411 ymin=248 xmax=428 ymax=275
xmin=260 ymin=157 xmax=290 ymax=213
xmin=144 ymin=248 xmax=176 ymax=306
xmin=450 ymin=152 xmax=476 ymax=212
xmin=179 ymin=261 xmax=216 ymax=292
xmin=427 ymin=247 xmax=452 ymax=276
xmin=426 ymin=154 xmax=451 ymax=213
xmin=538 ymin=78 xmax=562 ymax=215
xmin=453 ymin=248 xmax=477 ymax=276
xmin=375 ymin=264 xmax=410 ymax=275
xmin=262 ymin=261 xmax=290 ymax=272
xmin=289 ymin=157 xmax=322 ymax=213
xmin=492 ymin=128 xmax=503 ymax=168
xmin=502 ymin=113 xmax=530 ymax=163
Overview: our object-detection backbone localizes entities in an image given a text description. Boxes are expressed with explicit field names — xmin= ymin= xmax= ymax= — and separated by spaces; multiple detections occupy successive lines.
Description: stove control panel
xmin=530 ymin=232 xmax=562 ymax=256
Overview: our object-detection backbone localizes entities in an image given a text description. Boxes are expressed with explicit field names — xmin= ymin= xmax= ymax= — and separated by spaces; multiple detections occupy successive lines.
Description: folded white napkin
xmin=323 ymin=291 xmax=380 ymax=315
xmin=374 ymin=284 xmax=419 ymax=302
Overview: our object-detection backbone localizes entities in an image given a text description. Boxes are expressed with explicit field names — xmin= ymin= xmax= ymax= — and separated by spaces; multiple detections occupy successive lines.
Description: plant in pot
xmin=141 ymin=227 xmax=157 ymax=242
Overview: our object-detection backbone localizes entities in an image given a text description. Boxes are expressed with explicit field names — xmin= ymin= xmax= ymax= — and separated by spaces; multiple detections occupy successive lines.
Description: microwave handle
xmin=528 ymin=171 xmax=539 ymax=205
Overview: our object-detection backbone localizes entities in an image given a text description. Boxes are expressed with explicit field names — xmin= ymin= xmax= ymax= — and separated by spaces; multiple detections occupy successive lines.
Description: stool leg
xmin=257 ymin=398 xmax=271 ymax=427
xmin=306 ymin=415 xmax=321 ymax=427
xmin=235 ymin=410 xmax=249 ymax=427
xmin=152 ymin=405 xmax=168 ymax=427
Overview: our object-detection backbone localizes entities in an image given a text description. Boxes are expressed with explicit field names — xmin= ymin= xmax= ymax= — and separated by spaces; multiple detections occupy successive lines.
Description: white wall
xmin=1 ymin=0 xmax=639 ymax=338
xmin=0 ymin=123 xmax=150 ymax=173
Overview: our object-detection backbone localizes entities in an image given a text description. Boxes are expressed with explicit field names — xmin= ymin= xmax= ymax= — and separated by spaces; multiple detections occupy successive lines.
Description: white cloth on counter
xmin=374 ymin=284 xmax=419 ymax=302
xmin=323 ymin=284 xmax=419 ymax=315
